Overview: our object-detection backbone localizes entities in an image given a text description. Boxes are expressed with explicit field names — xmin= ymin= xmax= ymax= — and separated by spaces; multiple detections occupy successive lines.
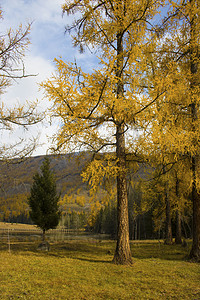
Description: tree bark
xmin=42 ymin=229 xmax=46 ymax=241
xmin=175 ymin=178 xmax=182 ymax=244
xmin=164 ymin=187 xmax=173 ymax=245
xmin=113 ymin=124 xmax=132 ymax=264
xmin=134 ymin=217 xmax=137 ymax=240
xmin=175 ymin=210 xmax=182 ymax=244
xmin=189 ymin=156 xmax=200 ymax=260
xmin=113 ymin=27 xmax=132 ymax=264
xmin=189 ymin=0 xmax=200 ymax=261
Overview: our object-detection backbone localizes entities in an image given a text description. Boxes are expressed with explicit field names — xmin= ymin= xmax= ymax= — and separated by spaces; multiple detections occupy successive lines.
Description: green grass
xmin=0 ymin=239 xmax=199 ymax=299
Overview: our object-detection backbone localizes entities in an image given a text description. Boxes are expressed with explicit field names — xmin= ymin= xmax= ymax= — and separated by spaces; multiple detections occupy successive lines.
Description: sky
xmin=0 ymin=0 xmax=97 ymax=157
xmin=0 ymin=1 xmax=168 ymax=158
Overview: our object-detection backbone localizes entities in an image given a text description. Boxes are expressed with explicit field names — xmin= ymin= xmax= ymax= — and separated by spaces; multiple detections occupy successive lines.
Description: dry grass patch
xmin=0 ymin=222 xmax=38 ymax=230
xmin=0 ymin=240 xmax=199 ymax=299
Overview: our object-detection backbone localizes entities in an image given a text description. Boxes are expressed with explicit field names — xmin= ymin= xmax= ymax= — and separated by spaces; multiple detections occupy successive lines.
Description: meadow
xmin=0 ymin=225 xmax=199 ymax=299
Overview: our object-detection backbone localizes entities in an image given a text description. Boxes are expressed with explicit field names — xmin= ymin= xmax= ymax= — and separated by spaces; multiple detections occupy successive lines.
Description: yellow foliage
xmin=41 ymin=0 xmax=164 ymax=200
xmin=76 ymin=195 xmax=86 ymax=207
xmin=87 ymin=201 xmax=102 ymax=227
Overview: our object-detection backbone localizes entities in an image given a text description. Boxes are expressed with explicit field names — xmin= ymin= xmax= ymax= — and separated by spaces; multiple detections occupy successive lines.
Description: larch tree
xmin=187 ymin=0 xmax=200 ymax=261
xmin=162 ymin=0 xmax=200 ymax=260
xmin=42 ymin=0 xmax=163 ymax=264
xmin=139 ymin=0 xmax=200 ymax=260
xmin=0 ymin=9 xmax=43 ymax=160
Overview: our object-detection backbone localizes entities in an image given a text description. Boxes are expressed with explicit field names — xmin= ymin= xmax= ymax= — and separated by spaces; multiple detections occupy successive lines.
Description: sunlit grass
xmin=0 ymin=222 xmax=38 ymax=230
xmin=0 ymin=238 xmax=200 ymax=299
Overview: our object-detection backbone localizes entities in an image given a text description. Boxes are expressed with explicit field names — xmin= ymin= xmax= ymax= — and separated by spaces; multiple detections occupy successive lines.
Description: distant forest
xmin=0 ymin=153 xmax=192 ymax=241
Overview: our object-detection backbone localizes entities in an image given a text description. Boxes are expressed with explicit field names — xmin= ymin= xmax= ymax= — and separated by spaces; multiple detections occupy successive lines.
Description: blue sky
xmin=0 ymin=0 xmax=97 ymax=156
xmin=0 ymin=1 xmax=169 ymax=157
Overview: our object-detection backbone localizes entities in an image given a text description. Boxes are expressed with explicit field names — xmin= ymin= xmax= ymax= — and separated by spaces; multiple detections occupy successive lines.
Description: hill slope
xmin=0 ymin=153 xmax=100 ymax=221
xmin=0 ymin=153 xmax=90 ymax=198
xmin=0 ymin=152 xmax=148 ymax=222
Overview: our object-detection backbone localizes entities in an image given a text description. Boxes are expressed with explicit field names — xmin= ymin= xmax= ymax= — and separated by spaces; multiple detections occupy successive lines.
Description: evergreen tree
xmin=28 ymin=158 xmax=61 ymax=241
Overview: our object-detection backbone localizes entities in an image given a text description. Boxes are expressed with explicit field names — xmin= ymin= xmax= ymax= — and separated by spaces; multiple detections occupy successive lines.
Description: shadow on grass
xmin=130 ymin=241 xmax=191 ymax=262
xmin=0 ymin=239 xmax=192 ymax=263
xmin=67 ymin=256 xmax=112 ymax=264
xmin=0 ymin=239 xmax=114 ymax=259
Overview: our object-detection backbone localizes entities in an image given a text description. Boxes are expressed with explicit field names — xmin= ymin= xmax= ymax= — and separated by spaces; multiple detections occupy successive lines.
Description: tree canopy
xmin=139 ymin=0 xmax=200 ymax=260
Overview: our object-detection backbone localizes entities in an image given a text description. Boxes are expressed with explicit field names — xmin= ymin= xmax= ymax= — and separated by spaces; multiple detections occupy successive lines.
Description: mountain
xmin=0 ymin=153 xmax=91 ymax=198
xmin=0 ymin=152 xmax=100 ymax=221
xmin=0 ymin=152 xmax=149 ymax=222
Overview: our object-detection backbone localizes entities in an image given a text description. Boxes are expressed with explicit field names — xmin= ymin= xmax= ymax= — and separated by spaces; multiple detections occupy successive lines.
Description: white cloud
xmin=1 ymin=0 xmax=66 ymax=25
xmin=0 ymin=53 xmax=57 ymax=156
xmin=2 ymin=55 xmax=53 ymax=102
xmin=0 ymin=0 xmax=98 ymax=157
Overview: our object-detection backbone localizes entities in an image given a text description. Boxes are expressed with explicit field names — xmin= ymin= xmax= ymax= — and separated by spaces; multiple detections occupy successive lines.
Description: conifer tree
xmin=42 ymin=0 xmax=163 ymax=264
xmin=28 ymin=158 xmax=61 ymax=241
xmin=140 ymin=0 xmax=200 ymax=260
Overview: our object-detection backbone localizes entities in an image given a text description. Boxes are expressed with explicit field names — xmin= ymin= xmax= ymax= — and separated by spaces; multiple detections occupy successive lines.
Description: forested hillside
xmin=0 ymin=152 xmax=96 ymax=222
xmin=0 ymin=152 xmax=148 ymax=228
xmin=0 ymin=153 xmax=88 ymax=197
xmin=0 ymin=152 xmax=193 ymax=242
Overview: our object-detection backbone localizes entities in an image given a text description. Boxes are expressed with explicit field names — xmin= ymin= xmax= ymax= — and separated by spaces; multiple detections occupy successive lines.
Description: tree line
xmin=92 ymin=181 xmax=192 ymax=242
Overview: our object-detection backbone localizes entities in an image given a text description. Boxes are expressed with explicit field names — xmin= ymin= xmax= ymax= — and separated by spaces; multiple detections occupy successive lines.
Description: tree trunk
xmin=143 ymin=215 xmax=147 ymax=240
xmin=134 ymin=216 xmax=137 ymax=240
xmin=138 ymin=216 xmax=141 ymax=240
xmin=189 ymin=156 xmax=200 ymax=260
xmin=42 ymin=229 xmax=46 ymax=241
xmin=175 ymin=210 xmax=182 ymax=244
xmin=175 ymin=178 xmax=182 ymax=244
xmin=113 ymin=124 xmax=132 ymax=264
xmin=112 ymin=24 xmax=132 ymax=264
xmin=164 ymin=187 xmax=173 ymax=245
xmin=189 ymin=0 xmax=200 ymax=261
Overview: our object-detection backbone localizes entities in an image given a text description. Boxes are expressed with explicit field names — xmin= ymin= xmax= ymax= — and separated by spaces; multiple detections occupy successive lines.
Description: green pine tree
xmin=28 ymin=157 xmax=61 ymax=241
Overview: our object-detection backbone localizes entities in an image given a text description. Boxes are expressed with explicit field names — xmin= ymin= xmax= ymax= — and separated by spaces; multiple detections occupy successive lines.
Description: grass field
xmin=0 ymin=226 xmax=199 ymax=299
xmin=0 ymin=222 xmax=38 ymax=230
